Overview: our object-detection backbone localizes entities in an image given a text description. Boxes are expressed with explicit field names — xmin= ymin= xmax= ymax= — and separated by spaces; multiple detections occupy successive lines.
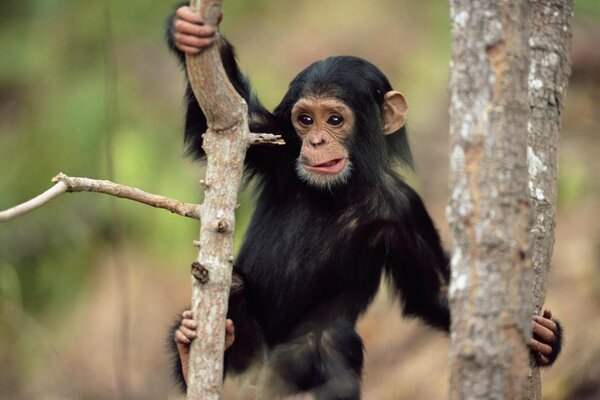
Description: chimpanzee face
xmin=291 ymin=95 xmax=355 ymax=189
xmin=290 ymin=91 xmax=407 ymax=190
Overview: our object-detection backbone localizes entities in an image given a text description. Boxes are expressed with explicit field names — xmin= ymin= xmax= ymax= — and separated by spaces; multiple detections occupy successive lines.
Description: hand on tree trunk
xmin=174 ymin=310 xmax=235 ymax=385
xmin=529 ymin=309 xmax=563 ymax=367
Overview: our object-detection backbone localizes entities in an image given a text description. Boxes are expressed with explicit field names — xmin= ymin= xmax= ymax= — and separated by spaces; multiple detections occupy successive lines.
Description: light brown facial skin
xmin=291 ymin=96 xmax=355 ymax=188
xmin=290 ymin=92 xmax=409 ymax=189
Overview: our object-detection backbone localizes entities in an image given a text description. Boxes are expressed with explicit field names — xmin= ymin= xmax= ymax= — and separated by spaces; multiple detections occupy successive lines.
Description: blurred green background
xmin=1 ymin=0 xmax=599 ymax=399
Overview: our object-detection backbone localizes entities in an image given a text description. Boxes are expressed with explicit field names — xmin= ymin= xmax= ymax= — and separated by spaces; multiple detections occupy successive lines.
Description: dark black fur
xmin=166 ymin=14 xmax=448 ymax=399
xmin=167 ymin=316 xmax=187 ymax=393
xmin=165 ymin=9 xmax=559 ymax=398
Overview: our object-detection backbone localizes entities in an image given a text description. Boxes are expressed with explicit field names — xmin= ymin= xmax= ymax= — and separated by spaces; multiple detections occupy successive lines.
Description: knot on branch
xmin=52 ymin=172 xmax=73 ymax=192
xmin=191 ymin=261 xmax=210 ymax=284
xmin=216 ymin=219 xmax=232 ymax=233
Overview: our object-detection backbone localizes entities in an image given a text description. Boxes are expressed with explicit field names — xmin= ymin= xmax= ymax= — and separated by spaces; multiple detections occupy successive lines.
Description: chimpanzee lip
xmin=304 ymin=158 xmax=347 ymax=174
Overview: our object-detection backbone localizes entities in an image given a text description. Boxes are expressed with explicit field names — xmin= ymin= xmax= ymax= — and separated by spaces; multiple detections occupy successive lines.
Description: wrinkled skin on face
xmin=291 ymin=96 xmax=355 ymax=189
xmin=290 ymin=92 xmax=407 ymax=189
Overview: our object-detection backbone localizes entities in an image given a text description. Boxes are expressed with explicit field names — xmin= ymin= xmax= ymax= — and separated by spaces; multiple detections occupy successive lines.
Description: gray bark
xmin=184 ymin=1 xmax=250 ymax=399
xmin=526 ymin=0 xmax=573 ymax=398
xmin=447 ymin=1 xmax=534 ymax=399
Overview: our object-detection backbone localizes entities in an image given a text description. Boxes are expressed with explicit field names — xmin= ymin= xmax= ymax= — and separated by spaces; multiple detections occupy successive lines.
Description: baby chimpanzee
xmin=167 ymin=5 xmax=562 ymax=399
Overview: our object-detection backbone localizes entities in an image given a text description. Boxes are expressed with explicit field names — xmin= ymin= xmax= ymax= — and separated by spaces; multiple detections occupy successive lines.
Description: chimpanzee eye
xmin=327 ymin=115 xmax=344 ymax=127
xmin=298 ymin=114 xmax=314 ymax=126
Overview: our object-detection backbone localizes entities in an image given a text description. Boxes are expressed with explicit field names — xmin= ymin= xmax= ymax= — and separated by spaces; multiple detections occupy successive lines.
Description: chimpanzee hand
xmin=529 ymin=309 xmax=563 ymax=367
xmin=174 ymin=310 xmax=235 ymax=384
xmin=172 ymin=6 xmax=223 ymax=55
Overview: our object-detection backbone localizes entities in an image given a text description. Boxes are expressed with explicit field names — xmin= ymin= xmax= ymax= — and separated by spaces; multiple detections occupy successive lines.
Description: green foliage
xmin=575 ymin=0 xmax=600 ymax=21
xmin=1 ymin=1 xmax=596 ymax=398
xmin=0 ymin=0 xmax=194 ymax=319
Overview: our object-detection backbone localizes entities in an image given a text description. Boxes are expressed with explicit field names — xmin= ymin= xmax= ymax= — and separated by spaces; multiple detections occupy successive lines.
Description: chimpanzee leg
xmin=261 ymin=319 xmax=364 ymax=400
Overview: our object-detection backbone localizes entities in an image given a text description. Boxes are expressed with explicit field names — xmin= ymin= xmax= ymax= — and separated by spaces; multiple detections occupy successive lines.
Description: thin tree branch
xmin=0 ymin=180 xmax=68 ymax=222
xmin=184 ymin=0 xmax=251 ymax=396
xmin=0 ymin=173 xmax=201 ymax=222
xmin=250 ymin=132 xmax=285 ymax=146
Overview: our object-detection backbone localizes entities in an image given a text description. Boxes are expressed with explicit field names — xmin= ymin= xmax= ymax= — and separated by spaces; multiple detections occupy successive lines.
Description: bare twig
xmin=0 ymin=180 xmax=68 ymax=222
xmin=250 ymin=132 xmax=285 ymax=146
xmin=0 ymin=173 xmax=201 ymax=222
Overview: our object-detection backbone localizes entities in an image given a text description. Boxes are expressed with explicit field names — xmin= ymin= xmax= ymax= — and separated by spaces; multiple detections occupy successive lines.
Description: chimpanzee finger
xmin=176 ymin=33 xmax=215 ymax=50
xmin=543 ymin=309 xmax=553 ymax=320
xmin=530 ymin=338 xmax=553 ymax=356
xmin=225 ymin=319 xmax=235 ymax=349
xmin=174 ymin=20 xmax=215 ymax=38
xmin=176 ymin=6 xmax=205 ymax=25
xmin=176 ymin=6 xmax=222 ymax=26
xmin=225 ymin=319 xmax=235 ymax=335
xmin=176 ymin=44 xmax=201 ymax=55
xmin=533 ymin=351 xmax=550 ymax=366
xmin=175 ymin=329 xmax=192 ymax=345
xmin=533 ymin=315 xmax=558 ymax=336
xmin=532 ymin=320 xmax=555 ymax=344
xmin=178 ymin=325 xmax=198 ymax=341
xmin=181 ymin=318 xmax=198 ymax=330
xmin=182 ymin=310 xmax=193 ymax=319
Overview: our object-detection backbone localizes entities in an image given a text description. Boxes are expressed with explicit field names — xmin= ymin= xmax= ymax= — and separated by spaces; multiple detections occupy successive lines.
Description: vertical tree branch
xmin=448 ymin=1 xmax=533 ymax=399
xmin=526 ymin=1 xmax=573 ymax=398
xmin=184 ymin=1 xmax=252 ymax=399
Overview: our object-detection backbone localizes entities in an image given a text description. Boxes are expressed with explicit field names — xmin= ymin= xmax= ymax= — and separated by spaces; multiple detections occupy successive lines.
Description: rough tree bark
xmin=184 ymin=1 xmax=250 ymax=399
xmin=181 ymin=1 xmax=281 ymax=398
xmin=447 ymin=1 xmax=534 ymax=399
xmin=526 ymin=1 xmax=572 ymax=398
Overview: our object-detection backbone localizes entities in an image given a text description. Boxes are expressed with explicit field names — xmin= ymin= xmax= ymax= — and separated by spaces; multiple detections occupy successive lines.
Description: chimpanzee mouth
xmin=296 ymin=158 xmax=353 ymax=189
xmin=304 ymin=158 xmax=347 ymax=174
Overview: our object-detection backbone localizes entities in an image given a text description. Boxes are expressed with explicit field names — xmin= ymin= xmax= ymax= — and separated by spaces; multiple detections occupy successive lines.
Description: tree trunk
xmin=184 ymin=1 xmax=251 ymax=399
xmin=526 ymin=1 xmax=573 ymax=398
xmin=447 ymin=1 xmax=534 ymax=399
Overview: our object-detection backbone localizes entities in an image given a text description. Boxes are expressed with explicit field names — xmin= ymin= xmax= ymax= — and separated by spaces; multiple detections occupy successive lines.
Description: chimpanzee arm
xmin=385 ymin=183 xmax=564 ymax=366
xmin=166 ymin=7 xmax=283 ymax=174
xmin=383 ymin=183 xmax=451 ymax=332
xmin=166 ymin=11 xmax=266 ymax=153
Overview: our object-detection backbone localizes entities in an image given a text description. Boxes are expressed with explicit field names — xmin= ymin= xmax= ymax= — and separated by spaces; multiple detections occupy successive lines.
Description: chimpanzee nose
xmin=309 ymin=133 xmax=326 ymax=148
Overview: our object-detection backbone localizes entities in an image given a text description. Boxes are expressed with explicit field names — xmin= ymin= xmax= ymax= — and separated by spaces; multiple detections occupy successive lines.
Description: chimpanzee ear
xmin=382 ymin=91 xmax=408 ymax=135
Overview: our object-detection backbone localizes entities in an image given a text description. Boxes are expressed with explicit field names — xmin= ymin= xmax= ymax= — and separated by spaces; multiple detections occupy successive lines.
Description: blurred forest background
xmin=0 ymin=0 xmax=599 ymax=399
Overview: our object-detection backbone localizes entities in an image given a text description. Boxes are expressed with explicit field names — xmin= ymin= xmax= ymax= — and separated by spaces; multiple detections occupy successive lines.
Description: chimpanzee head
xmin=275 ymin=56 xmax=411 ymax=190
